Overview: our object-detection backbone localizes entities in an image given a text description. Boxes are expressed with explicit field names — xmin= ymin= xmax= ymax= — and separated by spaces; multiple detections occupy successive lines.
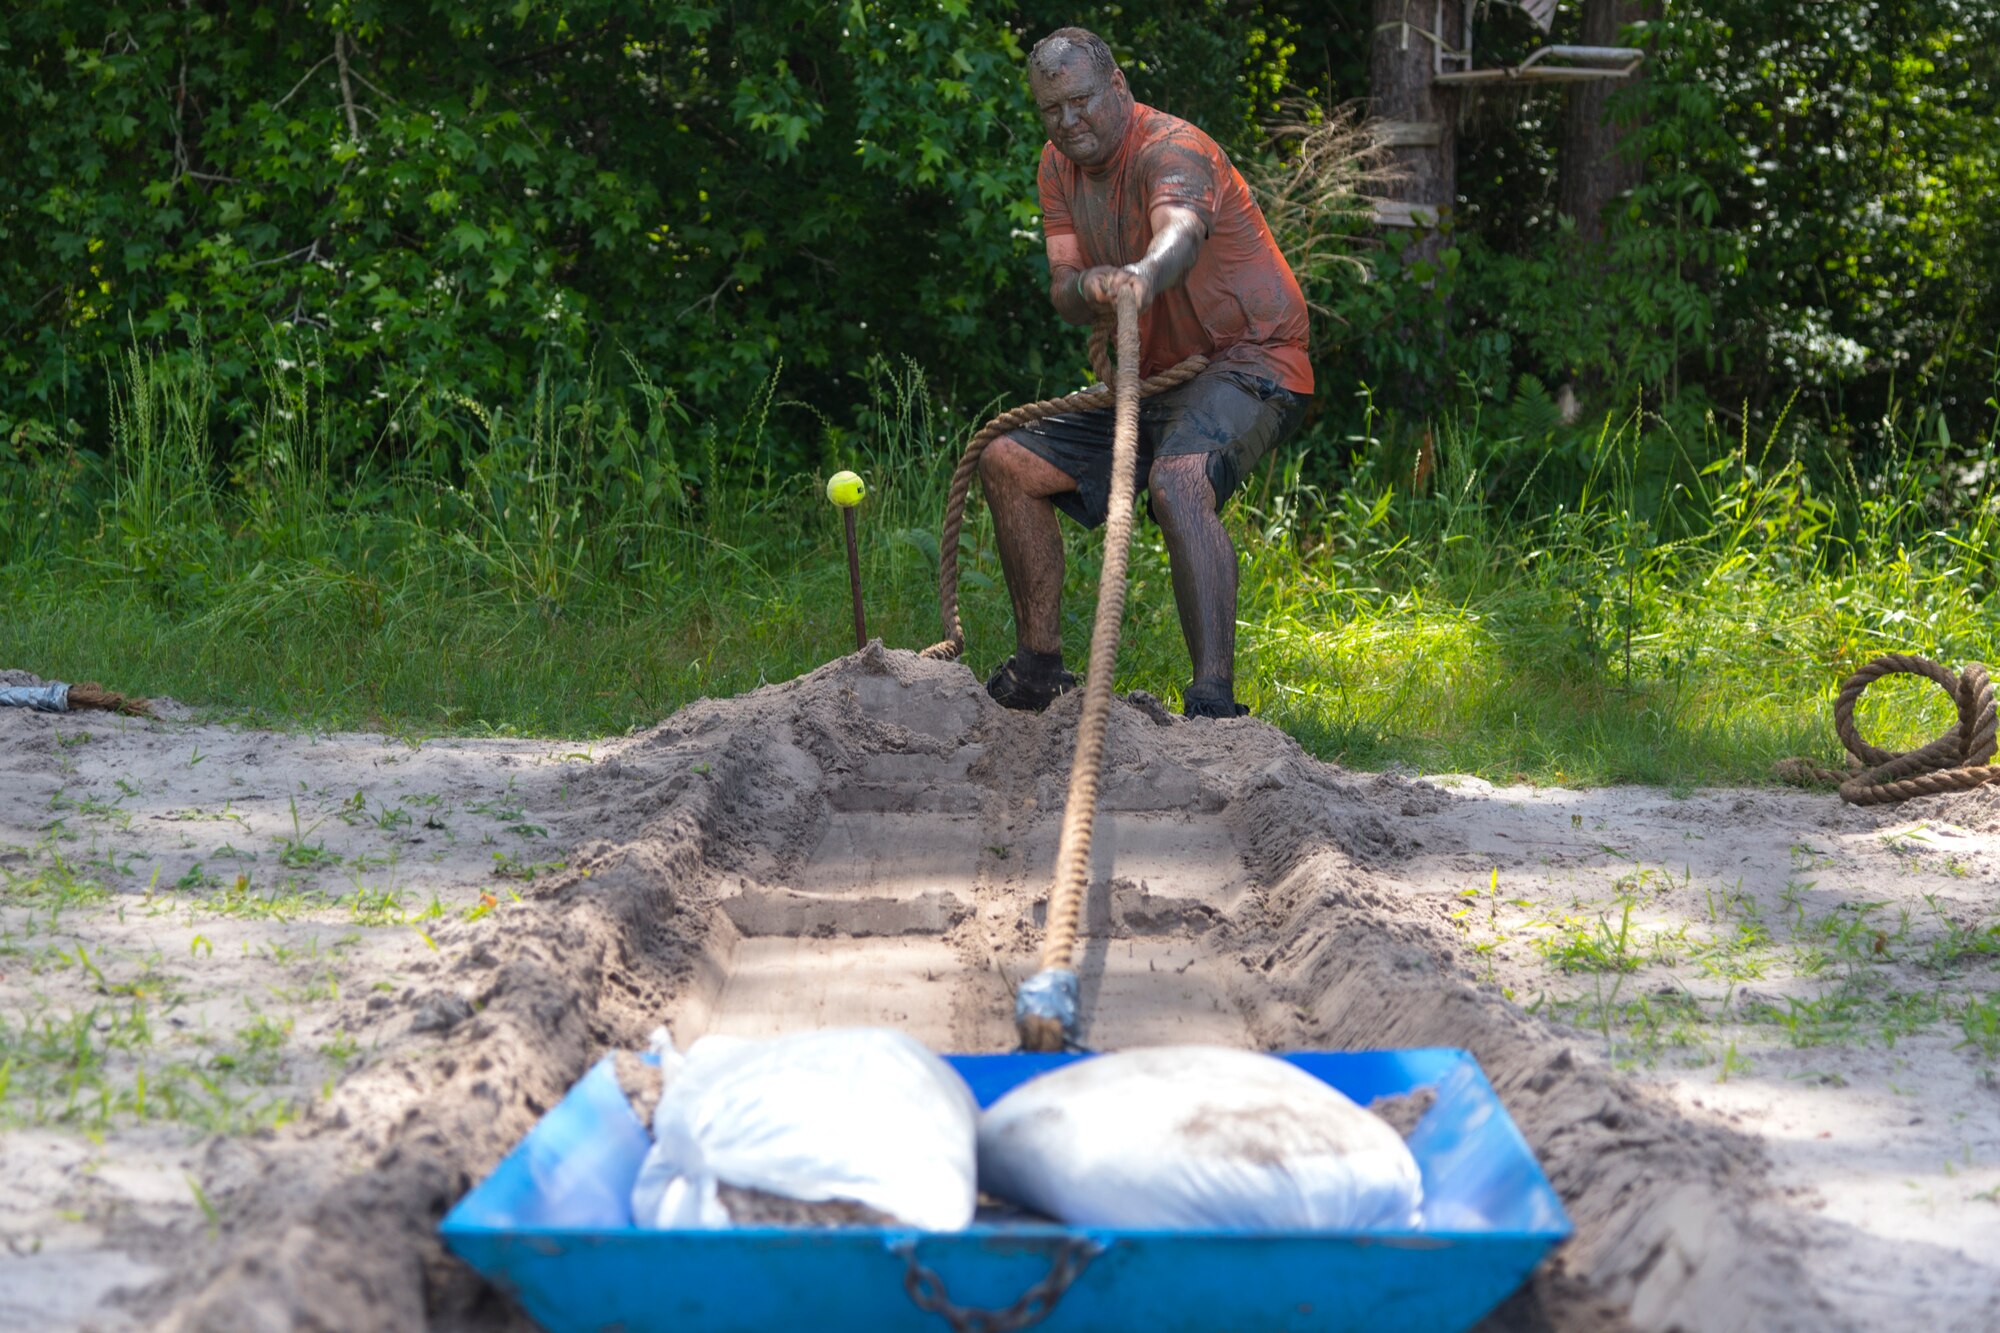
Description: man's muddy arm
xmin=1045 ymin=204 xmax=1204 ymax=321
xmin=1045 ymin=233 xmax=1097 ymax=326
xmin=1127 ymin=203 xmax=1204 ymax=304
xmin=1063 ymin=204 xmax=1206 ymax=314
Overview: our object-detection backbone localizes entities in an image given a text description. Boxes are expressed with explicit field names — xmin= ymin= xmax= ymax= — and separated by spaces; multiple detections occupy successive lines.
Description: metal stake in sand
xmin=827 ymin=470 xmax=868 ymax=651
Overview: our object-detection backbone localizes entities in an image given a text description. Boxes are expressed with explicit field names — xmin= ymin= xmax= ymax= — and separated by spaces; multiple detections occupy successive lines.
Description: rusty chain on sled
xmin=893 ymin=1236 xmax=1103 ymax=1333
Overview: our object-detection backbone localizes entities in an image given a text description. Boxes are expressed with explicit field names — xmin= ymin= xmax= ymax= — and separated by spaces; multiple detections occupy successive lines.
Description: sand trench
xmin=3 ymin=650 xmax=1997 ymax=1331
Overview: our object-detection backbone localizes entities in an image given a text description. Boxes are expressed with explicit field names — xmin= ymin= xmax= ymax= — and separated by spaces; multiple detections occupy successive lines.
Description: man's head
xmin=1027 ymin=27 xmax=1132 ymax=169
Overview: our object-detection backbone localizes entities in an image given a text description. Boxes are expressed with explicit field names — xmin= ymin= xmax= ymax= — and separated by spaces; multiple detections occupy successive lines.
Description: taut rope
xmin=1009 ymin=291 xmax=1179 ymax=1052
xmin=914 ymin=296 xmax=1205 ymax=1048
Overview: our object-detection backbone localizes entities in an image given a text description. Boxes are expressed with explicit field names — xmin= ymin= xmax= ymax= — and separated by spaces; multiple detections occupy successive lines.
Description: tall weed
xmin=102 ymin=333 xmax=219 ymax=599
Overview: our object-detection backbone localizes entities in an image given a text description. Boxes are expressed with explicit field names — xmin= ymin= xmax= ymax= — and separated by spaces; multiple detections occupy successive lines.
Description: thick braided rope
xmin=66 ymin=683 xmax=155 ymax=718
xmin=918 ymin=325 xmax=1206 ymax=662
xmin=1015 ymin=292 xmax=1148 ymax=1051
xmin=1774 ymin=654 xmax=1999 ymax=804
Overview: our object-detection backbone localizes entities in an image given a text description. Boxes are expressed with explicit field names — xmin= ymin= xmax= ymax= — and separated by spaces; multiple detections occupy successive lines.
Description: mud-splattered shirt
xmin=1039 ymin=102 xmax=1312 ymax=394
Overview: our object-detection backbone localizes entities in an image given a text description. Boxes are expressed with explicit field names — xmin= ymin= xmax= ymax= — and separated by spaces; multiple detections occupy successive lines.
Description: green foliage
xmin=1668 ymin=1 xmax=2000 ymax=426
xmin=0 ymin=1 xmax=1298 ymax=474
xmin=1276 ymin=0 xmax=2000 ymax=478
xmin=1448 ymin=1 xmax=1995 ymax=441
xmin=2 ymin=5 xmax=1997 ymax=749
xmin=3 ymin=1 xmax=1040 ymax=473
xmin=8 ymin=2 xmax=1993 ymax=475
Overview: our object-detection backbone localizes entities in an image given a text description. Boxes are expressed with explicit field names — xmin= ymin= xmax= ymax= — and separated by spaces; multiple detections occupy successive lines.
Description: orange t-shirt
xmin=1038 ymin=102 xmax=1312 ymax=395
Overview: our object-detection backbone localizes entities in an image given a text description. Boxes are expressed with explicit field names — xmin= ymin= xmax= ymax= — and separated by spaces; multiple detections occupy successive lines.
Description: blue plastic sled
xmin=442 ymin=1048 xmax=1570 ymax=1333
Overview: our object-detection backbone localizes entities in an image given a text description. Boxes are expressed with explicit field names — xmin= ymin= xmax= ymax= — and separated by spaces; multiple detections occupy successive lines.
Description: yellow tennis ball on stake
xmin=826 ymin=470 xmax=866 ymax=507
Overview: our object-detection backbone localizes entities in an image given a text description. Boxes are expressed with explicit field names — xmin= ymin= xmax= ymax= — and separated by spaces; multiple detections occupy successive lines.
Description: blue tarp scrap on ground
xmin=0 ymin=683 xmax=69 ymax=712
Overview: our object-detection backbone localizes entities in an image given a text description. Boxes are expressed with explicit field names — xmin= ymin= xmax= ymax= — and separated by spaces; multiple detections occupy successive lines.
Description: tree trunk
xmin=1557 ymin=0 xmax=1656 ymax=243
xmin=1369 ymin=0 xmax=1463 ymax=259
xmin=1370 ymin=0 xmax=1463 ymax=421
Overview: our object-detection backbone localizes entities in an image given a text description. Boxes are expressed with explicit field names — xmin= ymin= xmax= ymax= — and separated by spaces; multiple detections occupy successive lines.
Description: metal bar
xmin=1543 ymin=45 xmax=1644 ymax=63
xmin=1432 ymin=42 xmax=1643 ymax=86
xmin=1433 ymin=66 xmax=1638 ymax=84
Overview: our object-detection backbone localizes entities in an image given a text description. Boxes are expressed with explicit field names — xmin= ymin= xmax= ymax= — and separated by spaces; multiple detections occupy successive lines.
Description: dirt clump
xmin=1366 ymin=1086 xmax=1437 ymax=1139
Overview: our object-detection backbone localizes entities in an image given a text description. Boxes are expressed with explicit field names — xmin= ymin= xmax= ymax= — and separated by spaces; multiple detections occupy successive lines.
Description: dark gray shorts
xmin=1007 ymin=368 xmax=1308 ymax=529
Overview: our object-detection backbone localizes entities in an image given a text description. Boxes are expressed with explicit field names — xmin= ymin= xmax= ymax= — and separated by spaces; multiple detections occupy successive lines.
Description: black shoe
xmin=986 ymin=652 xmax=1077 ymax=712
xmin=1182 ymin=678 xmax=1249 ymax=719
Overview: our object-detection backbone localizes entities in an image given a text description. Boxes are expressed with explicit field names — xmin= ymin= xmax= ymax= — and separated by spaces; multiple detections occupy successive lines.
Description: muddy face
xmin=1028 ymin=49 xmax=1132 ymax=170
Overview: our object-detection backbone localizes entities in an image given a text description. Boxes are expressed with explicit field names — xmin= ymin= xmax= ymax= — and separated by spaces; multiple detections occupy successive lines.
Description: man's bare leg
xmin=979 ymin=434 xmax=1077 ymax=658
xmin=1148 ymin=454 xmax=1240 ymax=710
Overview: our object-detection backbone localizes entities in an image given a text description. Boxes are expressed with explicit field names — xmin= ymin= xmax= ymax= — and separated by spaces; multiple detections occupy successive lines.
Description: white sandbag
xmin=630 ymin=1026 xmax=978 ymax=1232
xmin=977 ymin=1047 xmax=1423 ymax=1230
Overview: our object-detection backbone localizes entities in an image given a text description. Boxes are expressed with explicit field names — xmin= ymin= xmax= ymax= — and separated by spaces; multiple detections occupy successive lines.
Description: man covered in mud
xmin=980 ymin=27 xmax=1312 ymax=719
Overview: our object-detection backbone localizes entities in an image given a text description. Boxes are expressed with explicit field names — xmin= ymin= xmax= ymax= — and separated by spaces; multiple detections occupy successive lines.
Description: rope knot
xmin=1014 ymin=968 xmax=1080 ymax=1053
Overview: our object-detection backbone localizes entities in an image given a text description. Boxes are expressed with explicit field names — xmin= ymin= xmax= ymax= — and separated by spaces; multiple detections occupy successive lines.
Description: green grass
xmin=1524 ymin=866 xmax=2000 ymax=1072
xmin=3 ymin=340 xmax=1997 ymax=786
xmin=0 ymin=996 xmax=299 ymax=1134
xmin=1534 ymin=901 xmax=1643 ymax=974
xmin=1962 ymin=993 xmax=2000 ymax=1060
xmin=0 ymin=850 xmax=113 ymax=914
xmin=0 ymin=847 xmax=377 ymax=1133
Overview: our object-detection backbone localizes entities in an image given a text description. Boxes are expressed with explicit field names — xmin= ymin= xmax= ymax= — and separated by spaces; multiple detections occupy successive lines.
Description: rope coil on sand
xmin=1775 ymin=654 xmax=1999 ymax=804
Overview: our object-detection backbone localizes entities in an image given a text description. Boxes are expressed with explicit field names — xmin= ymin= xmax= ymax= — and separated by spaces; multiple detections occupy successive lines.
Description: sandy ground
xmin=0 ymin=650 xmax=1996 ymax=1331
